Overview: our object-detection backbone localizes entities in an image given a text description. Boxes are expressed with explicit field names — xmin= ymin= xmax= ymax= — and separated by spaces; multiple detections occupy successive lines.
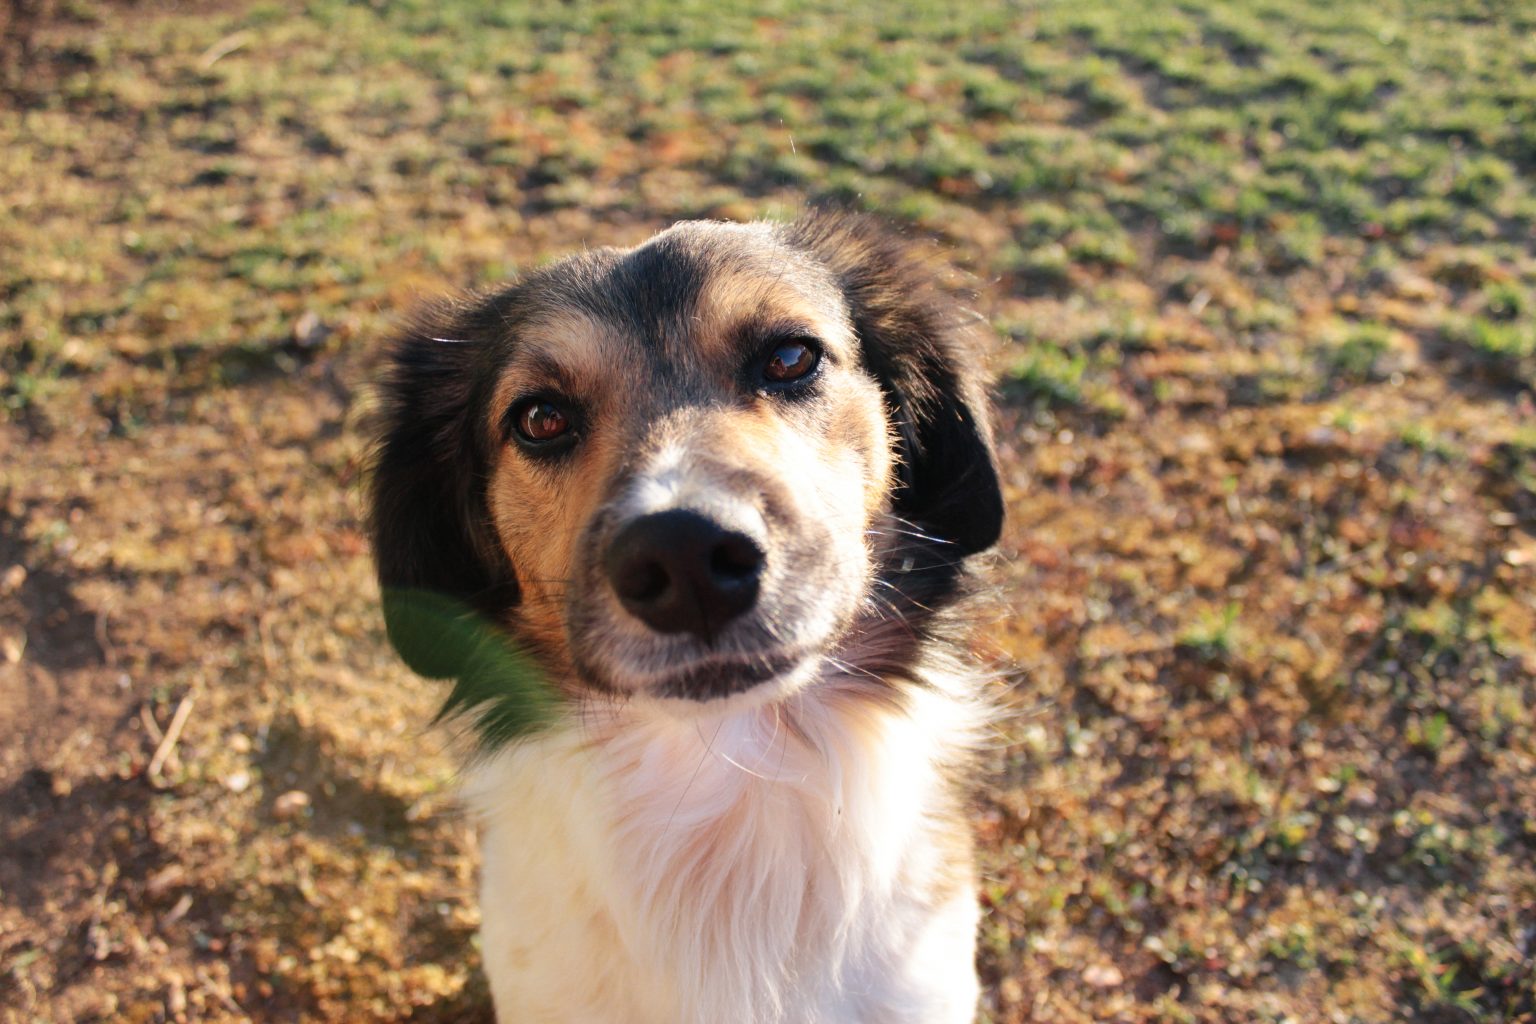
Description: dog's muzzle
xmin=603 ymin=508 xmax=766 ymax=641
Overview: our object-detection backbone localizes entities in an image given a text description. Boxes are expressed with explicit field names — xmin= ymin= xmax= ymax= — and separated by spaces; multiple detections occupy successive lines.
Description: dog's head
xmin=369 ymin=212 xmax=1002 ymax=721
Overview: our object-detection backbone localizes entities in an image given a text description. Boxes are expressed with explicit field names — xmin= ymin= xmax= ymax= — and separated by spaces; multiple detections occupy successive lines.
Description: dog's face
xmin=371 ymin=213 xmax=1003 ymax=721
xmin=485 ymin=223 xmax=893 ymax=701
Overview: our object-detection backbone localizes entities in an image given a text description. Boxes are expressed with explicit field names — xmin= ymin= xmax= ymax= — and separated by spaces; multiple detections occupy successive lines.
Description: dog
xmin=368 ymin=210 xmax=1005 ymax=1023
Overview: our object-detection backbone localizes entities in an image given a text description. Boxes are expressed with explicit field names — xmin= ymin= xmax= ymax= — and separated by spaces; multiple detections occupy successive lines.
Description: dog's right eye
xmin=759 ymin=338 xmax=822 ymax=387
xmin=511 ymin=399 xmax=572 ymax=444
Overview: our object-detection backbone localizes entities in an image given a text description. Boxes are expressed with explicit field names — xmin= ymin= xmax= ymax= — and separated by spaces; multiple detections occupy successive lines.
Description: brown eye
xmin=763 ymin=340 xmax=819 ymax=384
xmin=514 ymin=400 xmax=570 ymax=443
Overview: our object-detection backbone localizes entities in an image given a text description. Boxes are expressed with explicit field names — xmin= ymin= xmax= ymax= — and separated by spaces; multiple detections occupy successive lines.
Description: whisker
xmin=662 ymin=717 xmax=725 ymax=841
xmin=823 ymin=655 xmax=883 ymax=683
xmin=715 ymin=747 xmax=773 ymax=780
xmin=869 ymin=578 xmax=937 ymax=616
xmin=865 ymin=525 xmax=951 ymax=545
xmin=773 ymin=702 xmax=792 ymax=783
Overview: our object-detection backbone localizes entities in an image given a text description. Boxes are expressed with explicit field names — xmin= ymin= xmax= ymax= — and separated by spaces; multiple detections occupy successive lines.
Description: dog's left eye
xmin=512 ymin=399 xmax=571 ymax=443
xmin=761 ymin=339 xmax=820 ymax=384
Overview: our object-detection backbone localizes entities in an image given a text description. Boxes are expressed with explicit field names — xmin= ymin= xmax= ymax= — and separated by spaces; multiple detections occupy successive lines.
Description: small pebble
xmin=1083 ymin=964 xmax=1124 ymax=988
xmin=272 ymin=790 xmax=311 ymax=820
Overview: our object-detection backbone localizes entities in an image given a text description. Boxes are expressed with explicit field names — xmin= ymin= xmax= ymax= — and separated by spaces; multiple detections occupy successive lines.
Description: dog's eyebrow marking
xmin=494 ymin=352 xmax=589 ymax=442
xmin=519 ymin=351 xmax=582 ymax=391
xmin=734 ymin=315 xmax=824 ymax=349
xmin=517 ymin=307 xmax=618 ymax=377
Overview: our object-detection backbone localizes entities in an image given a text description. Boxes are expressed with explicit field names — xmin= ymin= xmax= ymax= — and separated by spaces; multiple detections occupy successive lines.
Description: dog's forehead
xmin=524 ymin=221 xmax=850 ymax=355
xmin=622 ymin=220 xmax=846 ymax=322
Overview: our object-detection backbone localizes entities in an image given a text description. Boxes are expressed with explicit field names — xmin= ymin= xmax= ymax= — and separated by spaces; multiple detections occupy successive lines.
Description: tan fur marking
xmin=486 ymin=309 xmax=624 ymax=435
xmin=687 ymin=271 xmax=853 ymax=366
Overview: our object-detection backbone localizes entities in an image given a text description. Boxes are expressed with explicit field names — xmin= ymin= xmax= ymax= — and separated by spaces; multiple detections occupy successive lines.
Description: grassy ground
xmin=2 ymin=0 xmax=1534 ymax=1021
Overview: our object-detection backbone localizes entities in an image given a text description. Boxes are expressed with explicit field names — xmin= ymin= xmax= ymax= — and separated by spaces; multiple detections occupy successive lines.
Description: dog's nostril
xmin=604 ymin=510 xmax=765 ymax=639
xmin=611 ymin=558 xmax=669 ymax=604
xmin=710 ymin=534 xmax=764 ymax=581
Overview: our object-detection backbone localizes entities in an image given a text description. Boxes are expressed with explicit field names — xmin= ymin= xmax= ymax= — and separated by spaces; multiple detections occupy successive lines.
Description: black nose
xmin=603 ymin=510 xmax=765 ymax=639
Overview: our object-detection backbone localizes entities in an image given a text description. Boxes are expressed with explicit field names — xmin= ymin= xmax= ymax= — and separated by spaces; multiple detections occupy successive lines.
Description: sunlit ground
xmin=2 ymin=2 xmax=1533 ymax=1021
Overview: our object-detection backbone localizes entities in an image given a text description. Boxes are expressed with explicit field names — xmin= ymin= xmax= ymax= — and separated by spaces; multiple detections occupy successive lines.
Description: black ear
xmin=785 ymin=210 xmax=1004 ymax=556
xmin=368 ymin=301 xmax=518 ymax=679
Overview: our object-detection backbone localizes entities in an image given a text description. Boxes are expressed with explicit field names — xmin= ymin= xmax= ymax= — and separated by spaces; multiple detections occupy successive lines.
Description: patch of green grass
xmin=1445 ymin=315 xmax=1536 ymax=385
xmin=1481 ymin=281 xmax=1527 ymax=320
xmin=1176 ymin=602 xmax=1242 ymax=662
xmin=1405 ymin=710 xmax=1452 ymax=756
xmin=1509 ymin=425 xmax=1536 ymax=453
xmin=1320 ymin=322 xmax=1394 ymax=386
xmin=1398 ymin=422 xmax=1457 ymax=458
xmin=1463 ymin=318 xmax=1536 ymax=360
xmin=1005 ymin=344 xmax=1089 ymax=409
xmin=1392 ymin=935 xmax=1530 ymax=1020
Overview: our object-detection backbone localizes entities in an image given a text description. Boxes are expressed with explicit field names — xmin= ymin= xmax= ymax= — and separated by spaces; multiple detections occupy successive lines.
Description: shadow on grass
xmin=0 ymin=506 xmax=104 ymax=673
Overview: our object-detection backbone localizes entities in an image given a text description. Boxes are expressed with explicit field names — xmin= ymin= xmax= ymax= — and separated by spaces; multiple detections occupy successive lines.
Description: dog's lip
xmin=578 ymin=646 xmax=814 ymax=702
xmin=651 ymin=649 xmax=807 ymax=702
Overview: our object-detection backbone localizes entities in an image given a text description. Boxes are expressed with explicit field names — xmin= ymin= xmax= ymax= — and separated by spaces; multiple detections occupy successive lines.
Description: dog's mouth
xmin=573 ymin=643 xmax=821 ymax=704
xmin=651 ymin=648 xmax=817 ymax=702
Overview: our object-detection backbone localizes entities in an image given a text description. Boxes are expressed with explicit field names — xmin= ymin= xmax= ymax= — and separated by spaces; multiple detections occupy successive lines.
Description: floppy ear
xmin=786 ymin=211 xmax=1004 ymax=556
xmin=368 ymin=301 xmax=518 ymax=679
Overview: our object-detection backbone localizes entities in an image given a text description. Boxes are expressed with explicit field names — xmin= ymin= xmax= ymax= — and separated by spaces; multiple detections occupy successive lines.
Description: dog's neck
xmin=469 ymin=656 xmax=983 ymax=1022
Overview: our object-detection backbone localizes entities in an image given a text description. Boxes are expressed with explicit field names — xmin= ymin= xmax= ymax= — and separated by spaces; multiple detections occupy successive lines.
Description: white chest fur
xmin=463 ymin=673 xmax=984 ymax=1024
